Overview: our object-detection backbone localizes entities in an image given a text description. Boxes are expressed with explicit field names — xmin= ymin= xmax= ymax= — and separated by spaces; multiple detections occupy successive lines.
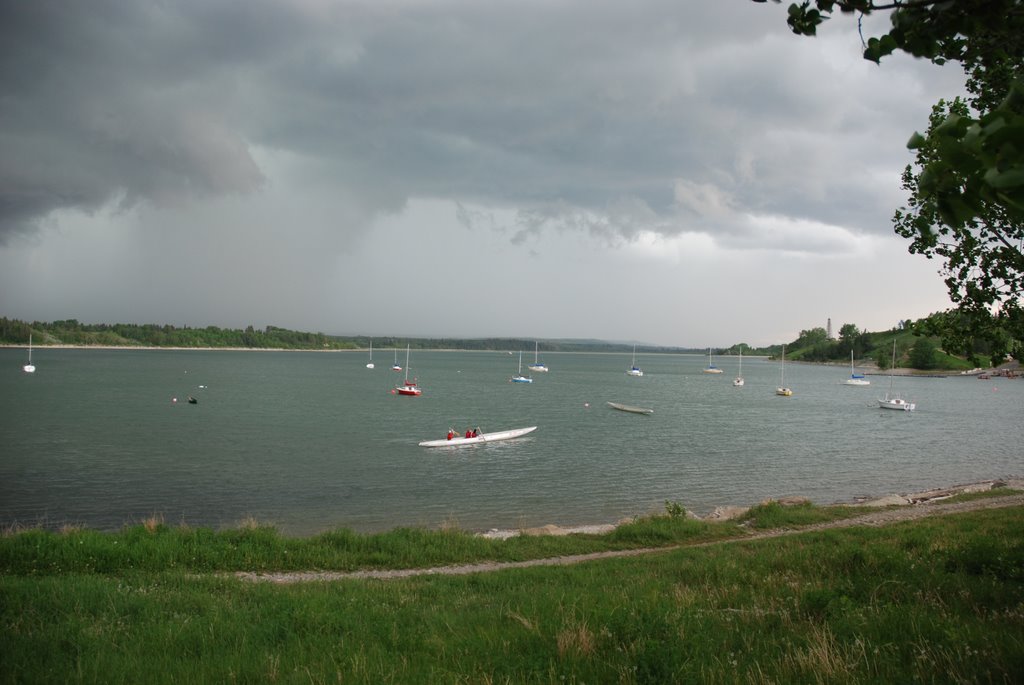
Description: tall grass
xmin=3 ymin=492 xmax=1019 ymax=576
xmin=0 ymin=513 xmax=745 ymax=576
xmin=2 ymin=506 xmax=1022 ymax=683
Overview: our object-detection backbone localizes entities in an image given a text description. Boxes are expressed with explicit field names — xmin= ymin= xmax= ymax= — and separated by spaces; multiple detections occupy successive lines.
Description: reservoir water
xmin=1 ymin=348 xmax=1020 ymax=536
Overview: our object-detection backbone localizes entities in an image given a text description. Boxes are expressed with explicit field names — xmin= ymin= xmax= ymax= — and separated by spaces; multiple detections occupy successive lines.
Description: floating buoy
xmin=584 ymin=402 xmax=590 ymax=408
xmin=172 ymin=397 xmax=177 ymax=403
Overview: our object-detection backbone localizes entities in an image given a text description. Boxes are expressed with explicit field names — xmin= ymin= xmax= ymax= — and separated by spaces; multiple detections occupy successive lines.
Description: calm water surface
xmin=1 ymin=348 xmax=1020 ymax=535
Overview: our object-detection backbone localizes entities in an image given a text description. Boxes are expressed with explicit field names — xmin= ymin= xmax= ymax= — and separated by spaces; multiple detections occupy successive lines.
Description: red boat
xmin=396 ymin=379 xmax=422 ymax=396
xmin=394 ymin=345 xmax=422 ymax=396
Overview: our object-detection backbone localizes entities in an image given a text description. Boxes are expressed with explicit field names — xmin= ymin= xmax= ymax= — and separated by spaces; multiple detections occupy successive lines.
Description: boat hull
xmin=843 ymin=378 xmax=870 ymax=386
xmin=606 ymin=401 xmax=653 ymax=415
xmin=879 ymin=396 xmax=915 ymax=411
xmin=419 ymin=426 xmax=537 ymax=448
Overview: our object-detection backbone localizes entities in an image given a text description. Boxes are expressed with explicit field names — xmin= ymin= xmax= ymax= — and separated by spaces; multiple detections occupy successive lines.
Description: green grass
xmin=738 ymin=500 xmax=871 ymax=530
xmin=0 ymin=513 xmax=747 ymax=577
xmin=2 ymin=504 xmax=1022 ymax=683
xmin=4 ymin=493 xmax=1019 ymax=576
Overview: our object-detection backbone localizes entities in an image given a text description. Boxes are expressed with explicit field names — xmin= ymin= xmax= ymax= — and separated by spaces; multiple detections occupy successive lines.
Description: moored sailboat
xmin=394 ymin=345 xmax=421 ymax=396
xmin=511 ymin=351 xmax=533 ymax=383
xmin=626 ymin=344 xmax=643 ymax=376
xmin=879 ymin=340 xmax=915 ymax=411
xmin=842 ymin=350 xmax=869 ymax=386
xmin=776 ymin=344 xmax=792 ymax=396
xmin=703 ymin=347 xmax=723 ymax=374
xmin=732 ymin=345 xmax=744 ymax=386
xmin=526 ymin=341 xmax=548 ymax=372
xmin=23 ymin=334 xmax=36 ymax=373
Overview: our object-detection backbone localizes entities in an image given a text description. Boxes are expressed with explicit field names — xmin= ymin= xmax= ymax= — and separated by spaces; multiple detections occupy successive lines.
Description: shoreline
xmin=478 ymin=478 xmax=1024 ymax=539
xmin=2 ymin=344 xmax=1012 ymax=373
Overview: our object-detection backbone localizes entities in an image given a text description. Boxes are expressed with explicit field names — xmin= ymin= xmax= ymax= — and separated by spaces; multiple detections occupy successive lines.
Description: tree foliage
xmin=909 ymin=335 xmax=938 ymax=369
xmin=754 ymin=0 xmax=1024 ymax=362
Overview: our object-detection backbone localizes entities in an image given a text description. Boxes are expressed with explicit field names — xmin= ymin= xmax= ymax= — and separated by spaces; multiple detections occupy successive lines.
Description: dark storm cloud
xmin=0 ymin=0 xmax=961 ymax=248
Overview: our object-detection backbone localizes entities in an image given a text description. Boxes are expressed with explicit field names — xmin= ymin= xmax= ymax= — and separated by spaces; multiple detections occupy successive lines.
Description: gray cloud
xmin=4 ymin=0 xmax=957 ymax=247
xmin=0 ymin=0 xmax=966 ymax=344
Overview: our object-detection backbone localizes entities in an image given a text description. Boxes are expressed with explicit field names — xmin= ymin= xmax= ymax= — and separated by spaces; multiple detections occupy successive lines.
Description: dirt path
xmin=234 ymin=492 xmax=1024 ymax=584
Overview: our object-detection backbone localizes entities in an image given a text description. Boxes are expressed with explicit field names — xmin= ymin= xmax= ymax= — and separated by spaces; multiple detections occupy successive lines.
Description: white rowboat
xmin=606 ymin=401 xmax=653 ymax=415
xmin=419 ymin=426 xmax=537 ymax=448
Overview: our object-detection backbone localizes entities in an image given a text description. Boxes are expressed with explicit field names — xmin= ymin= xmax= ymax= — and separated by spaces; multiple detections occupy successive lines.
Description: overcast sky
xmin=0 ymin=0 xmax=968 ymax=346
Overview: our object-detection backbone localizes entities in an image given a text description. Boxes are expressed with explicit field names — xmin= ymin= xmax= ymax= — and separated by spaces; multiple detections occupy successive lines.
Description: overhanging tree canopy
xmin=754 ymin=0 xmax=1024 ymax=363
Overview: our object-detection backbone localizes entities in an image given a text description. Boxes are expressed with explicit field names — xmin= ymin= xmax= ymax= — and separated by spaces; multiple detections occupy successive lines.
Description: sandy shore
xmin=478 ymin=478 xmax=1024 ymax=539
xmin=236 ymin=480 xmax=1024 ymax=583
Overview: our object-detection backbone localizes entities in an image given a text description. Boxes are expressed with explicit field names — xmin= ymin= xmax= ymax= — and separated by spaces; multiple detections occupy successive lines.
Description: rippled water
xmin=1 ymin=348 xmax=1020 ymax=535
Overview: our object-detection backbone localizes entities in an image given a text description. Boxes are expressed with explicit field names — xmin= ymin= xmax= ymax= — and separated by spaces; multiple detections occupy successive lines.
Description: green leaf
xmin=907 ymin=132 xmax=928 ymax=149
xmin=984 ymin=167 xmax=1024 ymax=190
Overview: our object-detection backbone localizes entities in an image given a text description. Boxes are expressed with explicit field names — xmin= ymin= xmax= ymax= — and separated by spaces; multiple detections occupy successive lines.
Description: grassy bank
xmin=2 ymin=498 xmax=1023 ymax=683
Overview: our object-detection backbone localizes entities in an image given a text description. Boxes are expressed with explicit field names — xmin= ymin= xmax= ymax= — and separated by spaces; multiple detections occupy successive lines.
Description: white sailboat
xmin=732 ymin=345 xmax=744 ymax=386
xmin=842 ymin=350 xmax=869 ymax=385
xmin=776 ymin=344 xmax=792 ymax=396
xmin=703 ymin=347 xmax=723 ymax=374
xmin=626 ymin=345 xmax=643 ymax=376
xmin=366 ymin=339 xmax=374 ymax=369
xmin=511 ymin=351 xmax=533 ymax=383
xmin=879 ymin=340 xmax=915 ymax=411
xmin=23 ymin=334 xmax=36 ymax=373
xmin=526 ymin=341 xmax=548 ymax=372
xmin=394 ymin=345 xmax=421 ymax=396
xmin=391 ymin=348 xmax=402 ymax=371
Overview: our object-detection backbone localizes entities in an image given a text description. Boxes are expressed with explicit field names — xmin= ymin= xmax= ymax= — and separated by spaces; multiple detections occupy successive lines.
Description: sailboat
xmin=391 ymin=348 xmax=402 ymax=371
xmin=703 ymin=347 xmax=723 ymax=374
xmin=879 ymin=340 xmax=915 ymax=411
xmin=527 ymin=341 xmax=548 ymax=372
xmin=842 ymin=350 xmax=870 ymax=386
xmin=366 ymin=340 xmax=375 ymax=369
xmin=394 ymin=345 xmax=421 ymax=396
xmin=23 ymin=334 xmax=36 ymax=373
xmin=775 ymin=345 xmax=792 ymax=396
xmin=511 ymin=351 xmax=533 ymax=383
xmin=626 ymin=344 xmax=643 ymax=376
xmin=732 ymin=345 xmax=744 ymax=386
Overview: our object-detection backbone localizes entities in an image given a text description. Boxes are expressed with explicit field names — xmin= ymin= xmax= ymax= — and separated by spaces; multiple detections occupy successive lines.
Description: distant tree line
xmin=0 ymin=319 xmax=694 ymax=354
xmin=1 ymin=315 xmax=1005 ymax=369
xmin=0 ymin=319 xmax=347 ymax=350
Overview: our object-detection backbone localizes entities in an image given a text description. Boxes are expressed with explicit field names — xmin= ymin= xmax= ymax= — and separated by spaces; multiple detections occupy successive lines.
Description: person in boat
xmin=447 ymin=428 xmax=455 ymax=441
xmin=471 ymin=427 xmax=479 ymax=437
xmin=465 ymin=428 xmax=472 ymax=438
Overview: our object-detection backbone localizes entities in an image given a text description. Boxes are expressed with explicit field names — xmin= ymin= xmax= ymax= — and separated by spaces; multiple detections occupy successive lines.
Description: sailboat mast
xmin=889 ymin=340 xmax=896 ymax=393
